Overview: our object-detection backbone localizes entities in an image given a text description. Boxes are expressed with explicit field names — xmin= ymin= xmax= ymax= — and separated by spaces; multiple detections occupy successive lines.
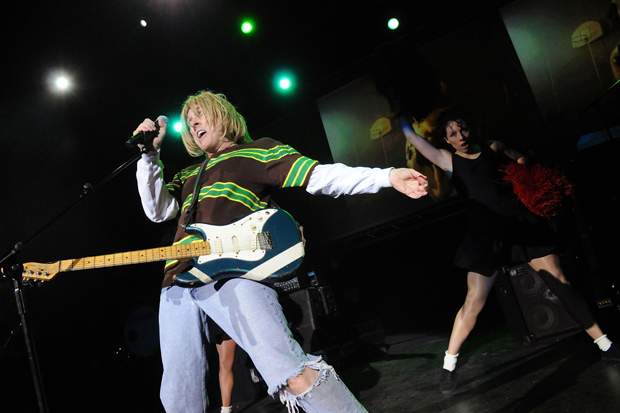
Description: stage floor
xmin=4 ymin=311 xmax=619 ymax=413
xmin=237 ymin=324 xmax=620 ymax=413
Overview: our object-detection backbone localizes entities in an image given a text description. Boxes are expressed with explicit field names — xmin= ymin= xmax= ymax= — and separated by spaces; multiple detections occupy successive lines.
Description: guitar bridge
xmin=258 ymin=231 xmax=273 ymax=250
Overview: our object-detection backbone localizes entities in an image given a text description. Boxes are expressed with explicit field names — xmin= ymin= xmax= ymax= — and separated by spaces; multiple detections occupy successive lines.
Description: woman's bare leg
xmin=216 ymin=338 xmax=237 ymax=409
xmin=440 ymin=270 xmax=497 ymax=392
xmin=447 ymin=270 xmax=498 ymax=355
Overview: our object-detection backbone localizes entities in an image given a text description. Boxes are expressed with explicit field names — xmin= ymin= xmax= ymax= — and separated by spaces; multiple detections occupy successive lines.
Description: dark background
xmin=2 ymin=1 xmax=620 ymax=412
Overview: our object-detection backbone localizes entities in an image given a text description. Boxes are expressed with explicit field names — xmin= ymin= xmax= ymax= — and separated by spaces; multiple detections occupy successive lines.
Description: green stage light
xmin=273 ymin=69 xmax=296 ymax=95
xmin=241 ymin=21 xmax=253 ymax=34
xmin=388 ymin=18 xmax=399 ymax=30
xmin=174 ymin=122 xmax=182 ymax=133
xmin=279 ymin=78 xmax=291 ymax=89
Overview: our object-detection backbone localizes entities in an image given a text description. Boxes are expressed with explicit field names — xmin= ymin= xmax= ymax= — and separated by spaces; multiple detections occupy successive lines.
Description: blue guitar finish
xmin=173 ymin=208 xmax=305 ymax=288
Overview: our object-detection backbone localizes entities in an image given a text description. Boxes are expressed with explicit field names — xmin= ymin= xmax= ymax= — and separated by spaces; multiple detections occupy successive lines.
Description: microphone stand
xmin=0 ymin=132 xmax=156 ymax=413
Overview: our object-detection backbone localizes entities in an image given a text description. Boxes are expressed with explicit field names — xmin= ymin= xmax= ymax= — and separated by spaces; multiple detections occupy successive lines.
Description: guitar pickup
xmin=214 ymin=238 xmax=224 ymax=256
xmin=231 ymin=236 xmax=240 ymax=254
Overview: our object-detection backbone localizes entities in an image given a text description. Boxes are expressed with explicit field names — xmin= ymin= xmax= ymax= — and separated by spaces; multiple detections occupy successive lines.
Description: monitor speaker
xmin=279 ymin=287 xmax=341 ymax=356
xmin=494 ymin=263 xmax=581 ymax=344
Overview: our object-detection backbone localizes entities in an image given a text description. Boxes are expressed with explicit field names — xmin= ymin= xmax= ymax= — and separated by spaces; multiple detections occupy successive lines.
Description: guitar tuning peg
xmin=23 ymin=279 xmax=44 ymax=288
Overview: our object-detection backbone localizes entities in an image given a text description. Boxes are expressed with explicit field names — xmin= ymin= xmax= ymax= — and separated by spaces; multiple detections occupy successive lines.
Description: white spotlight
xmin=55 ymin=76 xmax=70 ymax=90
xmin=141 ymin=20 xmax=147 ymax=27
xmin=47 ymin=70 xmax=74 ymax=94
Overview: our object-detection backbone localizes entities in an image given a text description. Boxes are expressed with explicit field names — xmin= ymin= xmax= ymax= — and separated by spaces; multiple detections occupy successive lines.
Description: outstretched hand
xmin=389 ymin=168 xmax=429 ymax=199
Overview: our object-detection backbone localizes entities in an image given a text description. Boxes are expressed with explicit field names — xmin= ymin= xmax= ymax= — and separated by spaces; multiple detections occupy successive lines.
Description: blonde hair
xmin=180 ymin=90 xmax=252 ymax=157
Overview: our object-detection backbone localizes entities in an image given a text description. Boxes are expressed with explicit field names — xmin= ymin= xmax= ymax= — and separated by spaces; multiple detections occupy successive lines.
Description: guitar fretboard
xmin=60 ymin=241 xmax=212 ymax=272
xmin=22 ymin=241 xmax=211 ymax=281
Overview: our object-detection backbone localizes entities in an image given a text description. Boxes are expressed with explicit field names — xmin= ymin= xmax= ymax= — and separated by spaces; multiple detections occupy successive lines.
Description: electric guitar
xmin=20 ymin=208 xmax=305 ymax=288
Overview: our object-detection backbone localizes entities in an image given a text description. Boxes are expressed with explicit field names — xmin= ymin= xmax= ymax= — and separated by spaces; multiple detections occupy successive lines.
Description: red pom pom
xmin=500 ymin=163 xmax=575 ymax=218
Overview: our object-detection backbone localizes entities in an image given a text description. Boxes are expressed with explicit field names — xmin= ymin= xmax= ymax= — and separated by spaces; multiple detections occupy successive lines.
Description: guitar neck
xmin=22 ymin=242 xmax=211 ymax=281
xmin=65 ymin=242 xmax=211 ymax=271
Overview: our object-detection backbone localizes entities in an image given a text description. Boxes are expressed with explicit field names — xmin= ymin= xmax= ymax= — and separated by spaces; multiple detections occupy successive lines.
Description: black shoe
xmin=601 ymin=343 xmax=620 ymax=362
xmin=439 ymin=368 xmax=456 ymax=393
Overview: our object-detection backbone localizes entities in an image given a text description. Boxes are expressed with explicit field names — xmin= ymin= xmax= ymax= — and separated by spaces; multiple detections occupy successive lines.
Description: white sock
xmin=594 ymin=334 xmax=612 ymax=351
xmin=221 ymin=406 xmax=232 ymax=413
xmin=443 ymin=351 xmax=459 ymax=372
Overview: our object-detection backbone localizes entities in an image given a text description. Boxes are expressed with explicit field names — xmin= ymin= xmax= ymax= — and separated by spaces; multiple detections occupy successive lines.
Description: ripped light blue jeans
xmin=159 ymin=279 xmax=367 ymax=413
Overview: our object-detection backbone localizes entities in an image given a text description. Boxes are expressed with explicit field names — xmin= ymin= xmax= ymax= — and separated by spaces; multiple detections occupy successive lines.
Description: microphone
xmin=126 ymin=115 xmax=169 ymax=148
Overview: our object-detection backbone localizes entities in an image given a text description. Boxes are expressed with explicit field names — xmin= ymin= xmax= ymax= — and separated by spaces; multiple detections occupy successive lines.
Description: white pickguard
xmin=191 ymin=211 xmax=269 ymax=265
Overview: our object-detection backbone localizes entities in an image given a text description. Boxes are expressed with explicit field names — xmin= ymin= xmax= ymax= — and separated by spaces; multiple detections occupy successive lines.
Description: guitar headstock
xmin=22 ymin=262 xmax=60 ymax=282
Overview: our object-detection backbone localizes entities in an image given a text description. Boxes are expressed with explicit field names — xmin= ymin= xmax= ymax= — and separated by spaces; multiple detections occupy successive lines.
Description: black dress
xmin=451 ymin=142 xmax=559 ymax=273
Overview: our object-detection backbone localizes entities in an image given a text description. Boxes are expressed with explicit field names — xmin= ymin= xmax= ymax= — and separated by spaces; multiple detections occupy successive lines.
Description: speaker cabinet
xmin=279 ymin=287 xmax=340 ymax=355
xmin=494 ymin=264 xmax=581 ymax=344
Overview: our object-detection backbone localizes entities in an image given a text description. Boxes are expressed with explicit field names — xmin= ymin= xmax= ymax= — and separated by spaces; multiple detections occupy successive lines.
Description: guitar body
xmin=173 ymin=208 xmax=305 ymax=288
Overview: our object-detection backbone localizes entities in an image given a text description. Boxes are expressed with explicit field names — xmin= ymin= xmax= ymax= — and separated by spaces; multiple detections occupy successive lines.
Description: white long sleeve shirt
xmin=136 ymin=151 xmax=393 ymax=223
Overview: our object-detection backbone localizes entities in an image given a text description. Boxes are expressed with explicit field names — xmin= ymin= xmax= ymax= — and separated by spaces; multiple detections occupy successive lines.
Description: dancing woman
xmin=399 ymin=107 xmax=620 ymax=393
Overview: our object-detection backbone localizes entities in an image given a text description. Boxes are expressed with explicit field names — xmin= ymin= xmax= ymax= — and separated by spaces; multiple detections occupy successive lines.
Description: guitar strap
xmin=181 ymin=157 xmax=209 ymax=230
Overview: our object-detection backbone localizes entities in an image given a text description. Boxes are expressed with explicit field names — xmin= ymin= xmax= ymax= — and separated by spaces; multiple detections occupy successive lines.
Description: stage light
xmin=274 ymin=74 xmax=295 ymax=94
xmin=273 ymin=69 xmax=296 ymax=95
xmin=141 ymin=20 xmax=147 ymax=27
xmin=55 ymin=76 xmax=70 ymax=90
xmin=241 ymin=21 xmax=253 ymax=34
xmin=174 ymin=122 xmax=182 ymax=132
xmin=388 ymin=18 xmax=399 ymax=30
xmin=48 ymin=71 xmax=72 ymax=93
xmin=279 ymin=78 xmax=291 ymax=89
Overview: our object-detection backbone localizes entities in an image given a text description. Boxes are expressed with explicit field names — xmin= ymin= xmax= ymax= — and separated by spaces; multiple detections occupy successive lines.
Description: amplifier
xmin=272 ymin=268 xmax=323 ymax=294
xmin=272 ymin=276 xmax=302 ymax=294
xmin=279 ymin=287 xmax=340 ymax=354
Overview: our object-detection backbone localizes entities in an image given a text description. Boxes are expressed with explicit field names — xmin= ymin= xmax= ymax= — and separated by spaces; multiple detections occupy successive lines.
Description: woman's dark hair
xmin=435 ymin=107 xmax=478 ymax=138
xmin=370 ymin=41 xmax=448 ymax=121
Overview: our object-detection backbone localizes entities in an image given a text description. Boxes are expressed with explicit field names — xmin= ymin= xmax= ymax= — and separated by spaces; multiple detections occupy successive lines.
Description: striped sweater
xmin=163 ymin=138 xmax=317 ymax=286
